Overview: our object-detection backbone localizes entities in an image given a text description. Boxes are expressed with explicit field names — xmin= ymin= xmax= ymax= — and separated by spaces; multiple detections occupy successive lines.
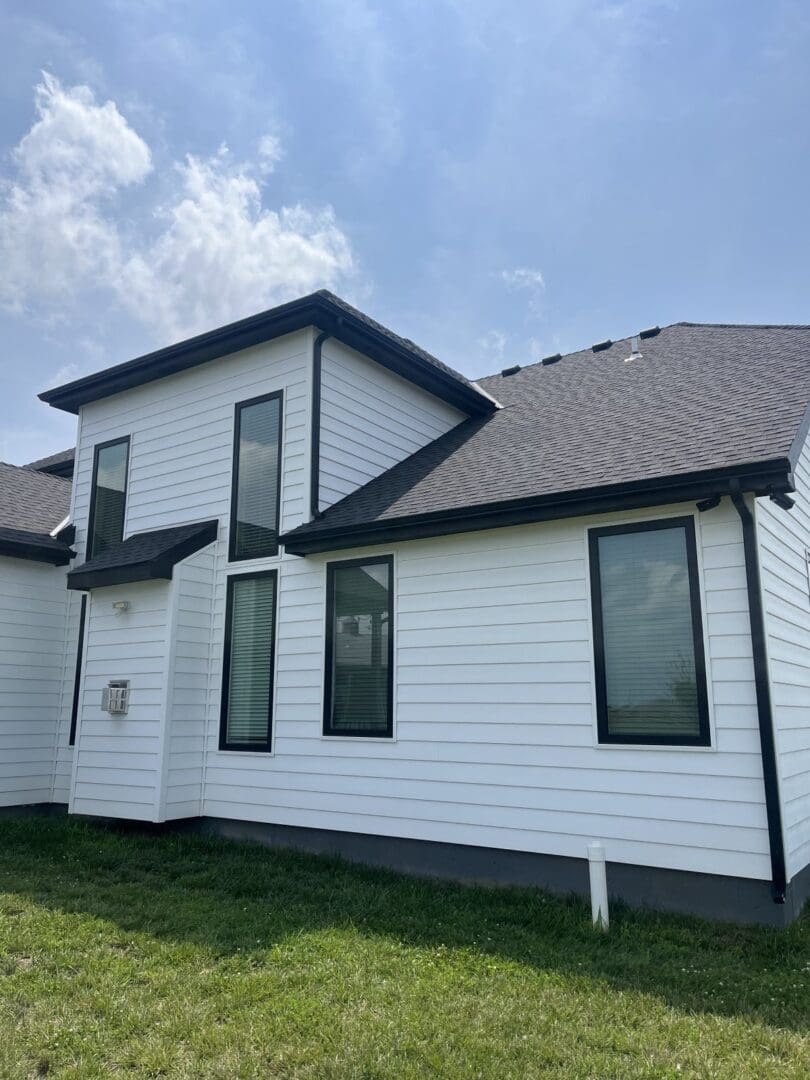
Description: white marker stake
xmin=587 ymin=842 xmax=609 ymax=930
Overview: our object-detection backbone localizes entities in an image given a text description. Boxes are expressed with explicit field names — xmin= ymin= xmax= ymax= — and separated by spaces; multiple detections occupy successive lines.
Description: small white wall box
xmin=102 ymin=680 xmax=130 ymax=715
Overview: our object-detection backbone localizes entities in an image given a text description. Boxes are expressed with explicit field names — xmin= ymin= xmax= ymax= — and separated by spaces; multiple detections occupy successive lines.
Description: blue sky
xmin=1 ymin=1 xmax=809 ymax=463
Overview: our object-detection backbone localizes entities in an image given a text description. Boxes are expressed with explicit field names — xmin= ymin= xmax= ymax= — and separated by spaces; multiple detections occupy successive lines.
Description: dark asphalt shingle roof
xmin=283 ymin=322 xmax=810 ymax=549
xmin=0 ymin=461 xmax=72 ymax=535
xmin=24 ymin=447 xmax=75 ymax=477
xmin=67 ymin=520 xmax=218 ymax=590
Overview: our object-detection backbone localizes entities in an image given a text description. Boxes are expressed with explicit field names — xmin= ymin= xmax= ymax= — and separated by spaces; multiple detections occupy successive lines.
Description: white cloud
xmin=501 ymin=267 xmax=545 ymax=291
xmin=0 ymin=74 xmax=355 ymax=343
xmin=119 ymin=148 xmax=354 ymax=341
xmin=0 ymin=72 xmax=151 ymax=311
xmin=478 ymin=329 xmax=507 ymax=366
xmin=256 ymin=133 xmax=283 ymax=172
xmin=500 ymin=266 xmax=545 ymax=317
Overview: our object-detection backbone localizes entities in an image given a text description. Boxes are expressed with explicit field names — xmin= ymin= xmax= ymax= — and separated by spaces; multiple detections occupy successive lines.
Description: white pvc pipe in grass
xmin=587 ymin=841 xmax=609 ymax=930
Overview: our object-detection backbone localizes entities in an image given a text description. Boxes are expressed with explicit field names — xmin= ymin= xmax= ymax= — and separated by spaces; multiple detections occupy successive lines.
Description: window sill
xmin=320 ymin=734 xmax=397 ymax=744
xmin=595 ymin=740 xmax=715 ymax=752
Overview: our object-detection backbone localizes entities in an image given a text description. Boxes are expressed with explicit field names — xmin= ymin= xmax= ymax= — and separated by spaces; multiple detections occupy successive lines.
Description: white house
xmin=2 ymin=291 xmax=809 ymax=926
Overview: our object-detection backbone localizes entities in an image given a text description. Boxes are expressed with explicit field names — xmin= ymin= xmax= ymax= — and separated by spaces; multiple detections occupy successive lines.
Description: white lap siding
xmin=163 ymin=547 xmax=216 ymax=820
xmin=70 ymin=580 xmax=170 ymax=820
xmin=202 ymin=500 xmax=771 ymax=881
xmin=71 ymin=329 xmax=312 ymax=557
xmin=756 ymin=434 xmax=810 ymax=882
xmin=318 ymin=339 xmax=465 ymax=512
xmin=0 ymin=557 xmax=68 ymax=807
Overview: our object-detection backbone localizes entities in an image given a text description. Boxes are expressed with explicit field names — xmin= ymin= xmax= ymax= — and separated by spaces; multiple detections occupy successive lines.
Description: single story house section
xmin=3 ymin=291 xmax=809 ymax=926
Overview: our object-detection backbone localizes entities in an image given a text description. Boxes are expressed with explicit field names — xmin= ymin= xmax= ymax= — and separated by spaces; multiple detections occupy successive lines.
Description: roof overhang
xmin=67 ymin=520 xmax=218 ymax=590
xmin=282 ymin=459 xmax=794 ymax=556
xmin=39 ymin=293 xmax=495 ymax=419
xmin=0 ymin=527 xmax=75 ymax=565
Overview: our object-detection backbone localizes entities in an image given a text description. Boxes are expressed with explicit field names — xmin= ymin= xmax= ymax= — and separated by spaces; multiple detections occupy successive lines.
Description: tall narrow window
xmin=87 ymin=437 xmax=129 ymax=558
xmin=324 ymin=555 xmax=393 ymax=737
xmin=589 ymin=517 xmax=710 ymax=746
xmin=68 ymin=594 xmax=88 ymax=747
xmin=230 ymin=391 xmax=283 ymax=561
xmin=219 ymin=571 xmax=277 ymax=752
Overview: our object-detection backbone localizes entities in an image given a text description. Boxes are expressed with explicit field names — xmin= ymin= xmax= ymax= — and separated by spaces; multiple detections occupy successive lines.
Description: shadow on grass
xmin=1 ymin=815 xmax=808 ymax=1033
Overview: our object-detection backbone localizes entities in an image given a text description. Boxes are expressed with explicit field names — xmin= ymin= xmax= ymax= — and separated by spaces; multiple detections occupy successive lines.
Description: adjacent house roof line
xmin=23 ymin=447 xmax=76 ymax=478
xmin=39 ymin=291 xmax=496 ymax=418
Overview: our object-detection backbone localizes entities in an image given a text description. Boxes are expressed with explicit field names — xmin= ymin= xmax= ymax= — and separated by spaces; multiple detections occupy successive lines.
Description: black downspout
xmin=310 ymin=330 xmax=331 ymax=521
xmin=730 ymin=488 xmax=787 ymax=904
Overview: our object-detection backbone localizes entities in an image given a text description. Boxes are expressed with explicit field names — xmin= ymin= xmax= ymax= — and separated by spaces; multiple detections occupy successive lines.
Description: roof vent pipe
xmin=625 ymin=335 xmax=642 ymax=363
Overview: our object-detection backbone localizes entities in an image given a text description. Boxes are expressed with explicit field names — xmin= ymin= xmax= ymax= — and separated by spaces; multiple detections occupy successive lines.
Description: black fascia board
xmin=67 ymin=520 xmax=218 ymax=591
xmin=282 ymin=459 xmax=793 ymax=555
xmin=0 ymin=530 xmax=75 ymax=565
xmin=39 ymin=294 xmax=494 ymax=419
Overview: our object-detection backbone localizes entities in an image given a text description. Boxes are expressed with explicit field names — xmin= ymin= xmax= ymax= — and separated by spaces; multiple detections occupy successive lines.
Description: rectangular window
xmin=68 ymin=594 xmax=88 ymax=747
xmin=229 ymin=391 xmax=283 ymax=561
xmin=324 ymin=555 xmax=393 ymax=737
xmin=87 ymin=437 xmax=130 ymax=558
xmin=589 ymin=517 xmax=710 ymax=746
xmin=219 ymin=571 xmax=277 ymax=752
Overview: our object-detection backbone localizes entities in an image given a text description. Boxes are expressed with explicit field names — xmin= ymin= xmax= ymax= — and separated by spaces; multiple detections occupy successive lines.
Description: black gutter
xmin=39 ymin=293 xmax=494 ymax=419
xmin=730 ymin=488 xmax=787 ymax=904
xmin=309 ymin=330 xmax=331 ymax=521
xmin=0 ymin=528 xmax=75 ymax=565
xmin=282 ymin=459 xmax=793 ymax=555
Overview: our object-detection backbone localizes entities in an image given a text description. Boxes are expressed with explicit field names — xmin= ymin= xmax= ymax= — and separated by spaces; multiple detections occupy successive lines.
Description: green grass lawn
xmin=0 ymin=817 xmax=808 ymax=1079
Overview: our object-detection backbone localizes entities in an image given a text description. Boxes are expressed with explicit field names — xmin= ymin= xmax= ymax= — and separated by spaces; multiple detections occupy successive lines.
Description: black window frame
xmin=228 ymin=389 xmax=284 ymax=563
xmin=323 ymin=554 xmax=394 ymax=739
xmin=68 ymin=593 xmax=88 ymax=747
xmin=588 ymin=516 xmax=711 ymax=747
xmin=219 ymin=568 xmax=279 ymax=753
xmin=86 ymin=435 xmax=130 ymax=559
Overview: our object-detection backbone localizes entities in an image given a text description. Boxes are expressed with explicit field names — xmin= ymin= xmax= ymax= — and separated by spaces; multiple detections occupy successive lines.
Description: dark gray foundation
xmin=4 ymin=804 xmax=806 ymax=926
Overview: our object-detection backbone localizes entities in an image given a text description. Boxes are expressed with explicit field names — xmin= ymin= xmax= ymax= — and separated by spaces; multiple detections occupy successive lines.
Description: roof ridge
xmin=480 ymin=319 xmax=810 ymax=381
xmin=674 ymin=321 xmax=810 ymax=330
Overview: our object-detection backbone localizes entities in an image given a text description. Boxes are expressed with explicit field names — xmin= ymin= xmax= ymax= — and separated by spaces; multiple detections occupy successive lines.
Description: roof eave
xmin=38 ymin=294 xmax=494 ymax=418
xmin=282 ymin=459 xmax=794 ymax=556
xmin=0 ymin=535 xmax=75 ymax=566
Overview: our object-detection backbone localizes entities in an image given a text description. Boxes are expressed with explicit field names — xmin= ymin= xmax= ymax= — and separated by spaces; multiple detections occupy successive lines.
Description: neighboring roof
xmin=282 ymin=322 xmax=810 ymax=554
xmin=67 ymin=520 xmax=218 ymax=590
xmin=24 ymin=447 xmax=75 ymax=478
xmin=40 ymin=291 xmax=495 ymax=418
xmin=0 ymin=462 xmax=73 ymax=565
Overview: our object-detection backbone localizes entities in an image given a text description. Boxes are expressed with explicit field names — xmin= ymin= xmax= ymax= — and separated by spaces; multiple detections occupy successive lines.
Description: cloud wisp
xmin=0 ymin=73 xmax=355 ymax=344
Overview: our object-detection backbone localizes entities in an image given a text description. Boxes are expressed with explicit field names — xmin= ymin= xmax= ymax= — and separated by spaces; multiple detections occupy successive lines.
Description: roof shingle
xmin=282 ymin=322 xmax=810 ymax=552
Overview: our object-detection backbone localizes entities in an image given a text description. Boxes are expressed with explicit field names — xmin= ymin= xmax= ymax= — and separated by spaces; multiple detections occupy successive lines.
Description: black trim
xmin=67 ymin=521 xmax=218 ymax=590
xmin=68 ymin=594 xmax=88 ymax=746
xmin=39 ymin=293 xmax=493 ymax=419
xmin=282 ymin=460 xmax=794 ymax=555
xmin=0 ymin=529 xmax=74 ymax=565
xmin=86 ymin=436 xmax=130 ymax=560
xmin=219 ymin=569 xmax=279 ymax=753
xmin=731 ymin=490 xmax=787 ymax=903
xmin=588 ymin=516 xmax=711 ymax=747
xmin=228 ymin=390 xmax=283 ymax=563
xmin=323 ymin=554 xmax=394 ymax=738
xmin=310 ymin=331 xmax=330 ymax=521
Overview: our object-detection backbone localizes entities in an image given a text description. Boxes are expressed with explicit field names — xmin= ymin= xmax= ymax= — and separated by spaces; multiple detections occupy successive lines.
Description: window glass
xmin=325 ymin=558 xmax=393 ymax=736
xmin=231 ymin=394 xmax=282 ymax=561
xmin=221 ymin=572 xmax=276 ymax=750
xmin=590 ymin=520 xmax=709 ymax=744
xmin=89 ymin=439 xmax=129 ymax=557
